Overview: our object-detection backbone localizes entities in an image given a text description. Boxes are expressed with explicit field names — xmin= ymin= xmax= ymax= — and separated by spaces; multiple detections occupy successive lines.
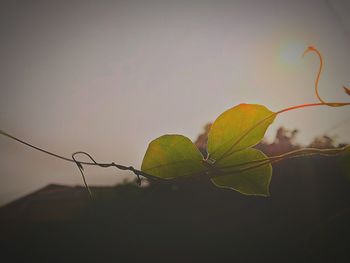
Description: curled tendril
xmin=303 ymin=46 xmax=349 ymax=107
xmin=0 ymin=129 xmax=158 ymax=197
xmin=72 ymin=152 xmax=99 ymax=198
xmin=71 ymin=151 xmax=152 ymax=196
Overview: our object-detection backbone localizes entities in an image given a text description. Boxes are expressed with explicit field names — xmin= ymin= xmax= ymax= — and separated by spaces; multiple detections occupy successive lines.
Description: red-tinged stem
xmin=303 ymin=46 xmax=326 ymax=104
xmin=214 ymin=46 xmax=350 ymax=161
xmin=277 ymin=102 xmax=350 ymax=115
xmin=276 ymin=103 xmax=324 ymax=114
xmin=215 ymin=101 xmax=350 ymax=162
xmin=303 ymin=46 xmax=349 ymax=107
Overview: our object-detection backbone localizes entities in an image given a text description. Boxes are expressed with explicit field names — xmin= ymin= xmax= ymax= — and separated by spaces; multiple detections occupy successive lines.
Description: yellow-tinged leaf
xmin=141 ymin=135 xmax=206 ymax=179
xmin=207 ymin=104 xmax=275 ymax=161
xmin=210 ymin=148 xmax=272 ymax=196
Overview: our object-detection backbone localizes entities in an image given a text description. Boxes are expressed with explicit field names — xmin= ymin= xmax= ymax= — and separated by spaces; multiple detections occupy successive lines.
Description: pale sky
xmin=0 ymin=0 xmax=349 ymax=205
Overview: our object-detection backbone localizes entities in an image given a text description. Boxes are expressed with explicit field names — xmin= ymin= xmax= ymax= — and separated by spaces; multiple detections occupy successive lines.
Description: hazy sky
xmin=0 ymin=0 xmax=349 ymax=205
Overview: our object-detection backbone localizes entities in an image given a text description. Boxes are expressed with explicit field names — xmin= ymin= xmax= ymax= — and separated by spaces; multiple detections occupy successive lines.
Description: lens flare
xmin=280 ymin=42 xmax=305 ymax=66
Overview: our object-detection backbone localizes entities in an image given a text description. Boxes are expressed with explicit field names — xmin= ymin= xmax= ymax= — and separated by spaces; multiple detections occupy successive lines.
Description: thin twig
xmin=209 ymin=145 xmax=349 ymax=178
xmin=0 ymin=129 xmax=160 ymax=196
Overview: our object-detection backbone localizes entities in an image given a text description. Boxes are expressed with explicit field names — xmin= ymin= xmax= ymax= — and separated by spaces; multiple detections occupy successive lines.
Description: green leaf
xmin=141 ymin=134 xmax=206 ymax=179
xmin=210 ymin=148 xmax=272 ymax=196
xmin=207 ymin=103 xmax=275 ymax=161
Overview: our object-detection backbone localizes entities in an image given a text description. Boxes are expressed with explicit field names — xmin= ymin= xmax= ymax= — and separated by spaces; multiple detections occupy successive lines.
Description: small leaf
xmin=343 ymin=86 xmax=350 ymax=96
xmin=141 ymin=135 xmax=206 ymax=179
xmin=207 ymin=104 xmax=275 ymax=161
xmin=210 ymin=148 xmax=272 ymax=196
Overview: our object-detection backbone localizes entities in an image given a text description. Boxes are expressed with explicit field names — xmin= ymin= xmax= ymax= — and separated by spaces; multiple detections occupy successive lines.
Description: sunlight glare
xmin=280 ymin=42 xmax=305 ymax=66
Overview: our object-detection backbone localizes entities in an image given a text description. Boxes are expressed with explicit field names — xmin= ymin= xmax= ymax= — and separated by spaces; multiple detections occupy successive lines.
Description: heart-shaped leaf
xmin=207 ymin=104 xmax=275 ymax=161
xmin=210 ymin=148 xmax=272 ymax=196
xmin=141 ymin=135 xmax=206 ymax=179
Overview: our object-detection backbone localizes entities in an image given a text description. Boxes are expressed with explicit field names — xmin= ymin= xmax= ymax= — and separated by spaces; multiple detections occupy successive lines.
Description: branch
xmin=210 ymin=145 xmax=349 ymax=178
xmin=0 ymin=129 xmax=160 ymax=197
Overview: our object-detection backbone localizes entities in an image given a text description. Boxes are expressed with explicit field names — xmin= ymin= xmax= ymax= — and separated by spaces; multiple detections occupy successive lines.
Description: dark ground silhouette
xmin=0 ymin=127 xmax=349 ymax=262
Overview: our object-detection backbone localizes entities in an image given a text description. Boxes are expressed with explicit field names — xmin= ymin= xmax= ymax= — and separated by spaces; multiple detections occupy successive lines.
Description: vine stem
xmin=1 ymin=98 xmax=348 ymax=190
xmin=0 ymin=46 xmax=349 ymax=194
xmin=211 ymin=145 xmax=350 ymax=178
xmin=302 ymin=46 xmax=348 ymax=107
xmin=215 ymin=101 xmax=350 ymax=162
xmin=215 ymin=45 xmax=350 ymax=162
xmin=0 ymin=129 xmax=159 ymax=197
